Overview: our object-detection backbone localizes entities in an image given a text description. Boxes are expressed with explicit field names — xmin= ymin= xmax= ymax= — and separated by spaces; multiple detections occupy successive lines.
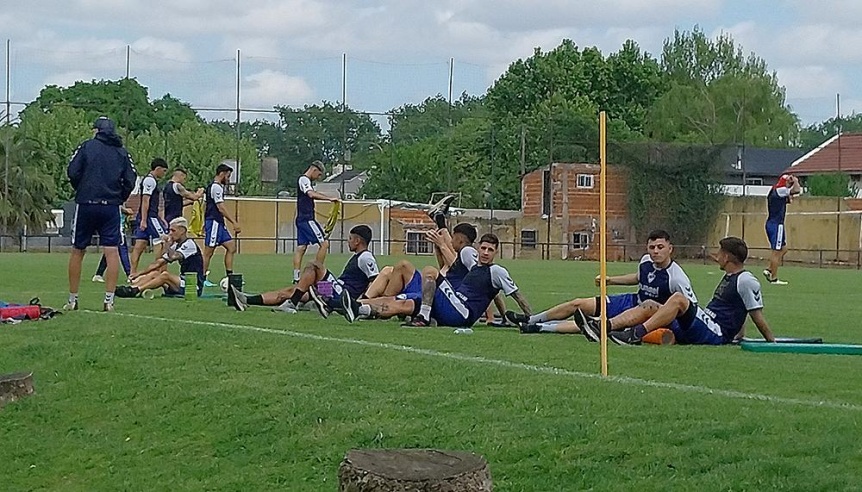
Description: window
xmin=745 ymin=177 xmax=763 ymax=186
xmin=521 ymin=229 xmax=537 ymax=249
xmin=576 ymin=174 xmax=594 ymax=189
xmin=406 ymin=231 xmax=432 ymax=255
xmin=542 ymin=169 xmax=551 ymax=216
xmin=572 ymin=232 xmax=591 ymax=250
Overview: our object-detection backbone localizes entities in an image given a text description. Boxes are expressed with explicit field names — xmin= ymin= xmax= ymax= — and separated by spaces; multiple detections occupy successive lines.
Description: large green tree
xmin=799 ymin=114 xmax=862 ymax=151
xmin=0 ymin=120 xmax=56 ymax=233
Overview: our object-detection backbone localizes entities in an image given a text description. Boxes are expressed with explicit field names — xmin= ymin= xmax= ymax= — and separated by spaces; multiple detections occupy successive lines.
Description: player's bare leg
xmin=767 ymin=246 xmax=787 ymax=282
xmin=354 ymin=297 xmax=416 ymax=320
xmin=314 ymin=239 xmax=330 ymax=266
xmin=363 ymin=266 xmax=394 ymax=299
xmin=223 ymin=240 xmax=236 ymax=274
xmin=129 ymin=240 xmax=148 ymax=275
xmin=66 ymin=248 xmax=85 ymax=310
xmin=293 ymin=244 xmax=308 ymax=281
xmin=202 ymin=245 xmax=216 ymax=280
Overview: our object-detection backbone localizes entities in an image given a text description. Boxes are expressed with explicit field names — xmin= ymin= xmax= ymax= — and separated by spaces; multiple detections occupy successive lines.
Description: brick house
xmin=786 ymin=133 xmax=862 ymax=197
xmin=520 ymin=163 xmax=631 ymax=260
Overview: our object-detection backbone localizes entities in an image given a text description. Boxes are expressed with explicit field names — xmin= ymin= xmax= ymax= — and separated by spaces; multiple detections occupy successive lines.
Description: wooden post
xmin=0 ymin=372 xmax=34 ymax=407
xmin=339 ymin=448 xmax=491 ymax=492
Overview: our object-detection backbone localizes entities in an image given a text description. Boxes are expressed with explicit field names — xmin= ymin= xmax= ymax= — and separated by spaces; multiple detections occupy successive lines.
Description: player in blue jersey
xmin=201 ymin=164 xmax=241 ymax=284
xmin=122 ymin=217 xmax=205 ymax=298
xmin=339 ymin=233 xmax=531 ymax=328
xmin=162 ymin=168 xmax=204 ymax=224
xmin=129 ymin=158 xmax=169 ymax=275
xmin=293 ymin=160 xmax=340 ymax=283
xmin=509 ymin=230 xmax=696 ymax=336
xmin=764 ymin=174 xmax=801 ymax=285
xmin=231 ymin=225 xmax=378 ymax=316
xmin=609 ymin=236 xmax=776 ymax=345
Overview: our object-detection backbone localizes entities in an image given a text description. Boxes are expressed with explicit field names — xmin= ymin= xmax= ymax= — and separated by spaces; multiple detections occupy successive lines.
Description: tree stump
xmin=0 ymin=372 xmax=34 ymax=408
xmin=339 ymin=448 xmax=492 ymax=492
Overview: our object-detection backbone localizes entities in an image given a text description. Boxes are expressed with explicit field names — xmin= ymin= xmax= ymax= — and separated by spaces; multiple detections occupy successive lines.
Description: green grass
xmin=1 ymin=252 xmax=861 ymax=491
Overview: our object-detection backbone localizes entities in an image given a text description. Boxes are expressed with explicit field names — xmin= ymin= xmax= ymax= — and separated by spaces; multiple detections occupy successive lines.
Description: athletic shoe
xmin=431 ymin=212 xmax=447 ymax=230
xmin=341 ymin=291 xmax=360 ymax=323
xmin=91 ymin=274 xmax=104 ymax=283
xmin=574 ymin=309 xmax=600 ymax=343
xmin=307 ymin=286 xmax=331 ymax=319
xmin=519 ymin=323 xmax=541 ymax=334
xmin=402 ymin=315 xmax=430 ymax=327
xmin=63 ymin=301 xmax=78 ymax=311
xmin=141 ymin=289 xmax=156 ymax=300
xmin=771 ymin=279 xmax=788 ymax=285
xmin=203 ymin=279 xmax=215 ymax=288
xmin=230 ymin=285 xmax=247 ymax=312
xmin=103 ymin=303 xmax=114 ymax=313
xmin=272 ymin=300 xmax=297 ymax=314
xmin=427 ymin=194 xmax=456 ymax=219
xmin=762 ymin=269 xmax=772 ymax=282
xmin=505 ymin=310 xmax=529 ymax=325
xmin=609 ymin=327 xmax=642 ymax=346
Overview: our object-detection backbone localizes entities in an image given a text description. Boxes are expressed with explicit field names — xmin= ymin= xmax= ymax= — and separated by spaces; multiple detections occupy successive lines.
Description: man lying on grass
xmin=338 ymin=233 xmax=530 ymax=328
xmin=583 ymin=236 xmax=776 ymax=346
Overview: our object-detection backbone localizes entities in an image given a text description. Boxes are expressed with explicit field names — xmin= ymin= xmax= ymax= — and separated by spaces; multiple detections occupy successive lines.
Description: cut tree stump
xmin=339 ymin=448 xmax=492 ymax=492
xmin=0 ymin=372 xmax=34 ymax=408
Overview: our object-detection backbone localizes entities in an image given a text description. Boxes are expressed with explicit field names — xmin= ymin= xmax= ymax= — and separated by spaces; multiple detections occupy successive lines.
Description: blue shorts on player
xmin=134 ymin=216 xmax=167 ymax=244
xmin=296 ymin=219 xmax=326 ymax=246
xmin=400 ymin=270 xmax=423 ymax=297
xmin=669 ymin=303 xmax=725 ymax=345
xmin=204 ymin=220 xmax=233 ymax=248
xmin=765 ymin=221 xmax=786 ymax=250
xmin=405 ymin=278 xmax=474 ymax=327
xmin=594 ymin=293 xmax=638 ymax=318
xmin=72 ymin=203 xmax=122 ymax=249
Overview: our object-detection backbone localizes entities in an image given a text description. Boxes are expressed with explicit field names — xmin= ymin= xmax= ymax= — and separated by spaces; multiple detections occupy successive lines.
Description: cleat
xmin=427 ymin=194 xmax=456 ymax=219
xmin=102 ymin=303 xmax=114 ymax=312
xmin=91 ymin=274 xmax=104 ymax=283
xmin=574 ymin=309 xmax=601 ymax=342
xmin=307 ymin=286 xmax=331 ymax=319
xmin=519 ymin=323 xmax=541 ymax=334
xmin=141 ymin=289 xmax=156 ymax=300
xmin=229 ymin=285 xmax=247 ymax=312
xmin=63 ymin=301 xmax=78 ymax=311
xmin=609 ymin=327 xmax=642 ymax=346
xmin=771 ymin=279 xmax=788 ymax=285
xmin=272 ymin=300 xmax=297 ymax=314
xmin=505 ymin=310 xmax=529 ymax=325
xmin=203 ymin=279 xmax=215 ymax=288
xmin=341 ymin=291 xmax=360 ymax=323
xmin=402 ymin=315 xmax=430 ymax=327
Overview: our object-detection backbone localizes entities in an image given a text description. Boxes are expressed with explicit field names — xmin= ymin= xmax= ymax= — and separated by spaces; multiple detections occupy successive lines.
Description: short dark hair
xmin=350 ymin=225 xmax=373 ymax=245
xmin=453 ymin=223 xmax=477 ymax=244
xmin=719 ymin=236 xmax=748 ymax=263
xmin=478 ymin=233 xmax=499 ymax=247
xmin=647 ymin=229 xmax=671 ymax=242
xmin=309 ymin=160 xmax=325 ymax=173
xmin=151 ymin=158 xmax=168 ymax=170
xmin=216 ymin=163 xmax=233 ymax=175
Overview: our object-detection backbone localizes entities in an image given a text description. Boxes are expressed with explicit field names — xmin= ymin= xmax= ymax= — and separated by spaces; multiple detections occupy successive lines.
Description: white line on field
xmin=100 ymin=311 xmax=862 ymax=412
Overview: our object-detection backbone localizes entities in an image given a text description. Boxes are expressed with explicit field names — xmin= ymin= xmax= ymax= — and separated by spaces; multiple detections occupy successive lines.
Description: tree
xmin=0 ymin=120 xmax=56 ymax=233
xmin=799 ymin=114 xmax=862 ymax=151
xmin=806 ymin=173 xmax=855 ymax=197
xmin=388 ymin=94 xmax=487 ymax=144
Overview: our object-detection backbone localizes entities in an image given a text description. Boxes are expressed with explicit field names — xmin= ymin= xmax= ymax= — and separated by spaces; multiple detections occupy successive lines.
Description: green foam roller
xmin=741 ymin=342 xmax=862 ymax=355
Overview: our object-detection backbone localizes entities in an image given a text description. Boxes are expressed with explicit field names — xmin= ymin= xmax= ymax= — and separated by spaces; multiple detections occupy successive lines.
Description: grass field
xmin=1 ymin=252 xmax=861 ymax=491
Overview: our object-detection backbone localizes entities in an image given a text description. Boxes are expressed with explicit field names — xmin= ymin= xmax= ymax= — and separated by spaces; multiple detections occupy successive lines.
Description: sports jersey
xmin=163 ymin=181 xmax=184 ymax=222
xmin=455 ymin=264 xmax=518 ymax=324
xmin=296 ymin=175 xmax=315 ymax=222
xmin=703 ymin=270 xmax=763 ymax=343
xmin=205 ymin=181 xmax=225 ymax=223
xmin=766 ymin=186 xmax=790 ymax=224
xmin=636 ymin=254 xmax=697 ymax=305
xmin=337 ymin=250 xmax=379 ymax=298
xmin=137 ymin=174 xmax=161 ymax=220
xmin=445 ymin=246 xmax=479 ymax=287
xmin=162 ymin=238 xmax=204 ymax=275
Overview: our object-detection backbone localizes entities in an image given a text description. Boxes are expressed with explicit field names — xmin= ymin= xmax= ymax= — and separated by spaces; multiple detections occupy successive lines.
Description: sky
xmin=2 ymin=0 xmax=860 ymax=125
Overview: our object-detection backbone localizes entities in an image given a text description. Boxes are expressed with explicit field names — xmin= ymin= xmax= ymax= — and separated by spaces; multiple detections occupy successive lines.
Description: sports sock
xmin=290 ymin=289 xmax=305 ymax=306
xmin=226 ymin=269 xmax=233 ymax=276
xmin=529 ymin=311 xmax=550 ymax=324
xmin=104 ymin=292 xmax=115 ymax=305
xmin=433 ymin=212 xmax=447 ymax=230
xmin=419 ymin=305 xmax=431 ymax=320
xmin=632 ymin=324 xmax=648 ymax=339
xmin=68 ymin=293 xmax=78 ymax=305
xmin=293 ymin=269 xmax=300 ymax=281
xmin=247 ymin=294 xmax=264 ymax=305
xmin=358 ymin=304 xmax=372 ymax=316
xmin=537 ymin=322 xmax=558 ymax=333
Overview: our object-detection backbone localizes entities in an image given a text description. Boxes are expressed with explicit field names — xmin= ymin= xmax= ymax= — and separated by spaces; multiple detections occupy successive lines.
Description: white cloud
xmin=43 ymin=71 xmax=97 ymax=88
xmin=241 ymin=70 xmax=314 ymax=108
xmin=777 ymin=66 xmax=846 ymax=99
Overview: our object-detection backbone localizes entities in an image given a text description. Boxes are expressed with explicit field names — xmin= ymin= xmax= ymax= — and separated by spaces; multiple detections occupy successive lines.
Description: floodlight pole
xmin=599 ymin=111 xmax=609 ymax=377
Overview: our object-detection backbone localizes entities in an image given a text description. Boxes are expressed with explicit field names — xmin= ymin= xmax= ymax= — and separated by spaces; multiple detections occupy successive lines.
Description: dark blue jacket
xmin=67 ymin=132 xmax=137 ymax=205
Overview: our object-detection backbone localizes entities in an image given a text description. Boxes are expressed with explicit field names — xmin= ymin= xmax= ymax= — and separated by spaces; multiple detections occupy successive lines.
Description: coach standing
xmin=66 ymin=116 xmax=137 ymax=312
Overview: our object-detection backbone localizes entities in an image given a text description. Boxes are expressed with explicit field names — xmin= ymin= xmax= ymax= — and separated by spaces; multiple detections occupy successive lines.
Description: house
xmin=786 ymin=133 xmax=862 ymax=197
xmin=316 ymin=164 xmax=369 ymax=199
xmin=720 ymin=146 xmax=805 ymax=196
xmin=520 ymin=163 xmax=630 ymax=260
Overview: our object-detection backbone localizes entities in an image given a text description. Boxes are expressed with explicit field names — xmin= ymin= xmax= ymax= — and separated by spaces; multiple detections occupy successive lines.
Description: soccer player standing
xmin=293 ymin=160 xmax=340 ymax=283
xmin=764 ymin=174 xmax=801 ymax=285
xmin=66 ymin=116 xmax=137 ymax=311
xmin=201 ymin=164 xmax=241 ymax=283
xmin=129 ymin=158 xmax=169 ymax=275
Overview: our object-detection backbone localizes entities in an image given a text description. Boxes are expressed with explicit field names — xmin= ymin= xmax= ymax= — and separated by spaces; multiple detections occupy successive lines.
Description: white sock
xmin=293 ymin=269 xmax=300 ymax=281
xmin=358 ymin=304 xmax=372 ymax=316
xmin=529 ymin=311 xmax=550 ymax=324
xmin=68 ymin=293 xmax=78 ymax=305
xmin=537 ymin=322 xmax=558 ymax=333
xmin=104 ymin=292 xmax=115 ymax=305
xmin=419 ymin=305 xmax=431 ymax=320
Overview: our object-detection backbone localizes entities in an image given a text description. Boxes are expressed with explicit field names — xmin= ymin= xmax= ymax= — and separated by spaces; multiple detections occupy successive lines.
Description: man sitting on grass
xmin=231 ymin=225 xmax=378 ymax=316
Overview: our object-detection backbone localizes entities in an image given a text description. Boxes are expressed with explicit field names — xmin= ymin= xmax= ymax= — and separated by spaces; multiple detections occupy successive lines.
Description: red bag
xmin=0 ymin=305 xmax=41 ymax=321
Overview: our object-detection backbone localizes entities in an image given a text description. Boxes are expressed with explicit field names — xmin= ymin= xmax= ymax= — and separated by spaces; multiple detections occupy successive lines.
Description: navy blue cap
xmin=93 ymin=116 xmax=115 ymax=133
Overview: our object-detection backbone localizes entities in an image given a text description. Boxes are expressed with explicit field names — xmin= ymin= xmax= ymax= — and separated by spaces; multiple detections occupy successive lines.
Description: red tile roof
xmin=787 ymin=133 xmax=862 ymax=175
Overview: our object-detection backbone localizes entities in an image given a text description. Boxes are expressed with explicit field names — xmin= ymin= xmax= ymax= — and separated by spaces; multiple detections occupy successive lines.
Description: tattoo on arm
xmin=511 ymin=291 xmax=531 ymax=316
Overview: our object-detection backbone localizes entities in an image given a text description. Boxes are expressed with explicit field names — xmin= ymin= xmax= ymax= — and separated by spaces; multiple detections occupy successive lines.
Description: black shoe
xmin=230 ymin=285 xmax=247 ymax=312
xmin=519 ymin=323 xmax=541 ymax=334
xmin=427 ymin=194 xmax=456 ymax=219
xmin=574 ymin=309 xmax=600 ymax=342
xmin=307 ymin=285 xmax=330 ymax=319
xmin=505 ymin=310 xmax=528 ymax=325
xmin=402 ymin=315 xmax=430 ymax=327
xmin=609 ymin=327 xmax=642 ymax=346
xmin=341 ymin=291 xmax=360 ymax=323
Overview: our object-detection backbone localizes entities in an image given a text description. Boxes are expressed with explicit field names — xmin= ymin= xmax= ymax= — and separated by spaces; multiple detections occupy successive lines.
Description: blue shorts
xmin=594 ymin=293 xmax=638 ymax=318
xmin=72 ymin=204 xmax=122 ymax=249
xmin=765 ymin=221 xmax=786 ymax=250
xmin=406 ymin=279 xmax=472 ymax=327
xmin=401 ymin=270 xmax=422 ymax=296
xmin=672 ymin=303 xmax=725 ymax=345
xmin=296 ymin=219 xmax=326 ymax=246
xmin=134 ymin=217 xmax=167 ymax=244
xmin=204 ymin=220 xmax=233 ymax=248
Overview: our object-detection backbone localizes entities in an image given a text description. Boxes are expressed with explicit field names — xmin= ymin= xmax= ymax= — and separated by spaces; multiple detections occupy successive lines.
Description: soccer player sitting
xmin=607 ymin=236 xmax=776 ymax=345
xmin=122 ymin=218 xmax=205 ymax=298
xmin=231 ymin=225 xmax=378 ymax=315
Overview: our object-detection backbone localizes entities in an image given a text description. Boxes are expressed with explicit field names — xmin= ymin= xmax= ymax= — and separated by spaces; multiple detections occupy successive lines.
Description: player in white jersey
xmin=122 ymin=218 xmax=204 ymax=298
xmin=609 ymin=236 xmax=776 ymax=345
xmin=510 ymin=230 xmax=696 ymax=337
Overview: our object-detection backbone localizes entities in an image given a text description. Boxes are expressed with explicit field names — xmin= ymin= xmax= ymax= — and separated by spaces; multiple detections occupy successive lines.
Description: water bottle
xmin=454 ymin=328 xmax=474 ymax=335
xmin=184 ymin=273 xmax=198 ymax=301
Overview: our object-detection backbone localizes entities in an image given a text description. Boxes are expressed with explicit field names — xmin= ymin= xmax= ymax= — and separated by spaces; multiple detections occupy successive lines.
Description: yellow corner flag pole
xmin=599 ymin=111 xmax=609 ymax=377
